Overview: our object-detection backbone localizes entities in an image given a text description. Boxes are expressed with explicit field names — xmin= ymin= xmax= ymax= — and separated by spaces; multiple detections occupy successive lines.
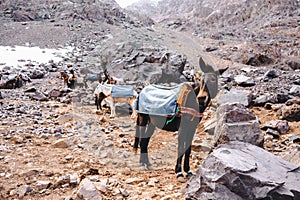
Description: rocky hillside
xmin=128 ymin=0 xmax=300 ymax=42
xmin=129 ymin=0 xmax=300 ymax=29
xmin=128 ymin=0 xmax=300 ymax=73
xmin=0 ymin=0 xmax=154 ymax=26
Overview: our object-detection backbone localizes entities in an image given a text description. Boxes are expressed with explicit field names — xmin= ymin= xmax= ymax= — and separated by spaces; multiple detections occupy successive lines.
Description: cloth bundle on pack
xmin=137 ymin=83 xmax=194 ymax=116
xmin=111 ymin=85 xmax=134 ymax=98
xmin=94 ymin=84 xmax=112 ymax=96
xmin=8 ymin=74 xmax=18 ymax=81
xmin=94 ymin=84 xmax=134 ymax=98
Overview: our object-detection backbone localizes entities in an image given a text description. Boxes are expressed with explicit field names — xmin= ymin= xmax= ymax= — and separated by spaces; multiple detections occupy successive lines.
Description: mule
xmin=133 ymin=58 xmax=225 ymax=181
xmin=94 ymin=84 xmax=137 ymax=118
xmin=60 ymin=70 xmax=76 ymax=89
xmin=0 ymin=74 xmax=29 ymax=89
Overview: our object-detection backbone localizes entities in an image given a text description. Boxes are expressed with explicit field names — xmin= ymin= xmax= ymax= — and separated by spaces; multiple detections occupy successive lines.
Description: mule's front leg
xmin=175 ymin=116 xmax=197 ymax=181
xmin=175 ymin=132 xmax=185 ymax=182
xmin=130 ymin=109 xmax=137 ymax=119
xmin=95 ymin=95 xmax=99 ymax=110
xmin=108 ymin=97 xmax=116 ymax=118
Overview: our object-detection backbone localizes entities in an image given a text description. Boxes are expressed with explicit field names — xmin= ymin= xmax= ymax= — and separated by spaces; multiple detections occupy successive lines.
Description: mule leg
xmin=133 ymin=124 xmax=141 ymax=153
xmin=135 ymin=114 xmax=154 ymax=168
xmin=98 ymin=93 xmax=106 ymax=111
xmin=140 ymin=123 xmax=155 ymax=168
xmin=175 ymin=115 xmax=198 ymax=179
xmin=133 ymin=114 xmax=143 ymax=152
xmin=183 ymin=146 xmax=192 ymax=176
xmin=130 ymin=99 xmax=137 ymax=119
xmin=109 ymin=97 xmax=116 ymax=118
xmin=70 ymin=80 xmax=75 ymax=89
xmin=95 ymin=95 xmax=99 ymax=110
xmin=175 ymin=130 xmax=185 ymax=177
xmin=183 ymin=120 xmax=197 ymax=177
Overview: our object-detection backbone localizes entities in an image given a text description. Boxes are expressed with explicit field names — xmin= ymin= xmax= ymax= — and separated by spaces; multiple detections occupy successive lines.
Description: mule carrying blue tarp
xmin=138 ymin=84 xmax=184 ymax=116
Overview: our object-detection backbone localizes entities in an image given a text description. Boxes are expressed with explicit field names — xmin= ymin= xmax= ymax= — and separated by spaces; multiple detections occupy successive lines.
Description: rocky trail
xmin=0 ymin=0 xmax=299 ymax=199
xmin=1 ymin=78 xmax=299 ymax=199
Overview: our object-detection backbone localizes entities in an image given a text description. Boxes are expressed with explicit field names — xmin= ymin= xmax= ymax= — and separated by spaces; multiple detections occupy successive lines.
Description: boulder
xmin=77 ymin=178 xmax=103 ymax=200
xmin=214 ymin=103 xmax=264 ymax=147
xmin=262 ymin=120 xmax=290 ymax=135
xmin=216 ymin=89 xmax=253 ymax=106
xmin=185 ymin=141 xmax=300 ymax=200
xmin=234 ymin=75 xmax=255 ymax=87
xmin=281 ymin=98 xmax=300 ymax=121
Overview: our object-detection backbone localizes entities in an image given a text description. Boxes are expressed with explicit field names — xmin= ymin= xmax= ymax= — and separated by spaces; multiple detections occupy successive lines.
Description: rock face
xmin=185 ymin=141 xmax=300 ymax=200
xmin=0 ymin=0 xmax=153 ymax=27
xmin=214 ymin=103 xmax=264 ymax=147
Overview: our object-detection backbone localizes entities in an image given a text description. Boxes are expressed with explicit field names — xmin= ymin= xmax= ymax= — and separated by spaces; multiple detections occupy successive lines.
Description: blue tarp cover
xmin=138 ymin=83 xmax=184 ymax=116
xmin=111 ymin=85 xmax=134 ymax=98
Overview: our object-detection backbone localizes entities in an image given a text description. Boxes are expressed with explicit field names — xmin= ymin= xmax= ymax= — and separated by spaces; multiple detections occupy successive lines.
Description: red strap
xmin=180 ymin=106 xmax=204 ymax=118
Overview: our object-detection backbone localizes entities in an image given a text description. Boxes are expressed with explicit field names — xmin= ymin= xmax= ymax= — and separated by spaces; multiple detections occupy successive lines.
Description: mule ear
xmin=218 ymin=66 xmax=229 ymax=75
xmin=199 ymin=57 xmax=206 ymax=72
xmin=199 ymin=57 xmax=213 ymax=73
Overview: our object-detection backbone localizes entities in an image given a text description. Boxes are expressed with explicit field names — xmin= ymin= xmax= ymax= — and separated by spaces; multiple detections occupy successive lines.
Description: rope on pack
xmin=166 ymin=107 xmax=180 ymax=125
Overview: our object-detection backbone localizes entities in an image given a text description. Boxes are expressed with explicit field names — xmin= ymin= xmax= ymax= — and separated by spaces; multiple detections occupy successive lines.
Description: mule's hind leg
xmin=140 ymin=123 xmax=155 ymax=169
xmin=134 ymin=113 xmax=147 ymax=152
xmin=133 ymin=125 xmax=142 ymax=153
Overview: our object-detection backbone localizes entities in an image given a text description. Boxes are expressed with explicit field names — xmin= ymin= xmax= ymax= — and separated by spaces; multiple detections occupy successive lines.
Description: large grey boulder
xmin=76 ymin=178 xmax=103 ymax=200
xmin=214 ymin=103 xmax=264 ymax=147
xmin=216 ymin=89 xmax=253 ymax=106
xmin=185 ymin=141 xmax=300 ymax=200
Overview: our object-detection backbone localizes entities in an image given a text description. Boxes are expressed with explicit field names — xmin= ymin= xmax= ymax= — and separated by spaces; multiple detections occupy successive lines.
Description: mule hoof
xmin=186 ymin=171 xmax=193 ymax=178
xmin=139 ymin=163 xmax=149 ymax=171
xmin=140 ymin=162 xmax=152 ymax=170
xmin=176 ymin=173 xmax=185 ymax=183
xmin=146 ymin=164 xmax=153 ymax=170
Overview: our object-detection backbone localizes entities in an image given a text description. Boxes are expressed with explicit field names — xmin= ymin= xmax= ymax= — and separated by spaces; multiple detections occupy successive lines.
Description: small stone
xmin=17 ymin=185 xmax=32 ymax=197
xmin=125 ymin=177 xmax=144 ymax=184
xmin=65 ymin=155 xmax=73 ymax=161
xmin=103 ymin=140 xmax=113 ymax=147
xmin=53 ymin=139 xmax=68 ymax=148
xmin=55 ymin=175 xmax=71 ymax=187
xmin=264 ymin=70 xmax=277 ymax=78
xmin=94 ymin=181 xmax=107 ymax=193
xmin=266 ymin=128 xmax=280 ymax=138
xmin=36 ymin=180 xmax=51 ymax=190
xmin=160 ymin=195 xmax=173 ymax=200
xmin=119 ymin=188 xmax=130 ymax=197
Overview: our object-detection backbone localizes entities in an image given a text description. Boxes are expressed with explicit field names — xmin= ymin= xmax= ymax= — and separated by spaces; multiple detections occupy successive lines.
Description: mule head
xmin=107 ymin=76 xmax=117 ymax=84
xmin=193 ymin=57 xmax=226 ymax=112
xmin=60 ymin=71 xmax=67 ymax=79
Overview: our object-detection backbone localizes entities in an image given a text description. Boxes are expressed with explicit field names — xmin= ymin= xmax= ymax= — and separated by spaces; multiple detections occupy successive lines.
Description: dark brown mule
xmin=133 ymin=58 xmax=225 ymax=180
xmin=5 ymin=75 xmax=20 ymax=89
xmin=60 ymin=70 xmax=76 ymax=89
xmin=4 ymin=74 xmax=29 ymax=89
